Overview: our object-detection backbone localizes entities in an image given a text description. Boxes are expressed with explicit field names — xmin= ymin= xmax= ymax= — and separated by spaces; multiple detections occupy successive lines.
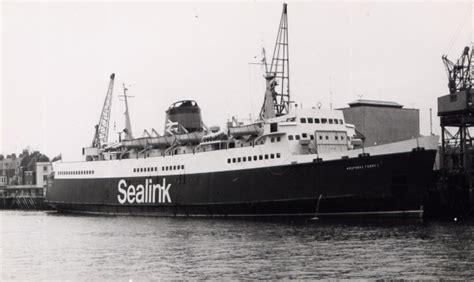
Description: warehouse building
xmin=339 ymin=99 xmax=420 ymax=147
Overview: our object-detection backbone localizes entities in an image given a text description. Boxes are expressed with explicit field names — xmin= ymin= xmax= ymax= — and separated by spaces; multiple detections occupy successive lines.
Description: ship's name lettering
xmin=346 ymin=163 xmax=380 ymax=171
xmin=117 ymin=178 xmax=171 ymax=204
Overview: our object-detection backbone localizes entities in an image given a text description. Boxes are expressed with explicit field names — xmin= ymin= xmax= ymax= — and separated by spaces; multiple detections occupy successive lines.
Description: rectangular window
xmin=295 ymin=135 xmax=300 ymax=140
xmin=329 ymin=119 xmax=333 ymax=124
xmin=276 ymin=136 xmax=281 ymax=142
xmin=341 ymin=136 xmax=344 ymax=140
xmin=227 ymin=159 xmax=231 ymax=163
xmin=288 ymin=135 xmax=294 ymax=141
xmin=270 ymin=154 xmax=275 ymax=159
xmin=322 ymin=118 xmax=327 ymax=124
xmin=339 ymin=119 xmax=344 ymax=124
xmin=43 ymin=166 xmax=47 ymax=172
xmin=248 ymin=156 xmax=252 ymax=161
xmin=302 ymin=133 xmax=307 ymax=138
xmin=259 ymin=155 xmax=263 ymax=160
xmin=300 ymin=118 xmax=306 ymax=123
xmin=326 ymin=136 xmax=329 ymax=140
xmin=271 ymin=137 xmax=275 ymax=143
xmin=181 ymin=165 xmax=184 ymax=170
xmin=243 ymin=157 xmax=247 ymax=162
xmin=232 ymin=158 xmax=236 ymax=163
xmin=319 ymin=135 xmax=323 ymax=140
xmin=254 ymin=156 xmax=258 ymax=161
xmin=237 ymin=157 xmax=241 ymax=162
xmin=335 ymin=136 xmax=338 ymax=140
xmin=307 ymin=118 xmax=313 ymax=124
xmin=334 ymin=119 xmax=339 ymax=124
xmin=315 ymin=118 xmax=320 ymax=124
xmin=277 ymin=153 xmax=281 ymax=158
xmin=162 ymin=166 xmax=165 ymax=171
xmin=310 ymin=135 xmax=314 ymax=140
xmin=265 ymin=154 xmax=269 ymax=160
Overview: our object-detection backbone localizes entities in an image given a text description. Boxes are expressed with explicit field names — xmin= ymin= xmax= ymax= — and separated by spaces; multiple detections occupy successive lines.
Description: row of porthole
xmin=58 ymin=170 xmax=94 ymax=175
xmin=300 ymin=117 xmax=344 ymax=125
xmin=133 ymin=165 xmax=185 ymax=173
xmin=227 ymin=153 xmax=281 ymax=164
xmin=288 ymin=133 xmax=345 ymax=141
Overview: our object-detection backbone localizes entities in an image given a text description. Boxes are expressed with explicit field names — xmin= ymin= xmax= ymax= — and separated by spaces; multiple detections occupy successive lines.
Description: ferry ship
xmin=46 ymin=4 xmax=438 ymax=218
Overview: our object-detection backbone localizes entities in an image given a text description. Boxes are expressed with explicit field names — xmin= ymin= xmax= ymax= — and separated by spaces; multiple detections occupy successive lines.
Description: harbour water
xmin=1 ymin=211 xmax=473 ymax=280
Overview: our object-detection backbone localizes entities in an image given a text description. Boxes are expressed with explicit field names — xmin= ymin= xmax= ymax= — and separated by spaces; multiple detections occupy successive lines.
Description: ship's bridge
xmin=263 ymin=108 xmax=355 ymax=155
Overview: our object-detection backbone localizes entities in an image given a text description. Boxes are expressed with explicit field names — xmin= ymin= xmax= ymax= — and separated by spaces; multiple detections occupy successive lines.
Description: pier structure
xmin=437 ymin=45 xmax=474 ymax=216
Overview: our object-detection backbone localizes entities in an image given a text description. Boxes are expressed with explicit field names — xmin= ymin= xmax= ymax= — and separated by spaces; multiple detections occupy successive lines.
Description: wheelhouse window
xmin=300 ymin=118 xmax=306 ymax=123
xmin=329 ymin=119 xmax=333 ymax=124
xmin=321 ymin=118 xmax=327 ymax=124
xmin=288 ymin=135 xmax=294 ymax=141
xmin=315 ymin=118 xmax=320 ymax=124
xmin=295 ymin=135 xmax=300 ymax=140
xmin=307 ymin=118 xmax=313 ymax=124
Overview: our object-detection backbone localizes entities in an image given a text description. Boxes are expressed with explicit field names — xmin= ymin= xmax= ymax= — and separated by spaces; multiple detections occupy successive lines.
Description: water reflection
xmin=1 ymin=211 xmax=473 ymax=280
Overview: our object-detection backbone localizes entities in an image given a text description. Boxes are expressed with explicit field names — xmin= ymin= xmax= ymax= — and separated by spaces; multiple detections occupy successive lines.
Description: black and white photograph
xmin=1 ymin=0 xmax=473 ymax=280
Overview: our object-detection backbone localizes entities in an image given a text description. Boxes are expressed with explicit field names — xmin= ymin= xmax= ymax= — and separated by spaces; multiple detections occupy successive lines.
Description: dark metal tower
xmin=260 ymin=3 xmax=290 ymax=119
xmin=438 ymin=45 xmax=474 ymax=215
xmin=92 ymin=73 xmax=115 ymax=148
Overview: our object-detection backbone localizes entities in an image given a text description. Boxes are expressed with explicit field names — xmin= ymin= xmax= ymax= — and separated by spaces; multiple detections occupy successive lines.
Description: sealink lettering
xmin=117 ymin=178 xmax=172 ymax=204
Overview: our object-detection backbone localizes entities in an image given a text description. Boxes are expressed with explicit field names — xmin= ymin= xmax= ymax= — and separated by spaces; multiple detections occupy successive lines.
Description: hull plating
xmin=46 ymin=150 xmax=437 ymax=218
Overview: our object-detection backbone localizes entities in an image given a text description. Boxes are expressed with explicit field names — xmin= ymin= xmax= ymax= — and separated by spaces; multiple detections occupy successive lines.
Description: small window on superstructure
xmin=307 ymin=118 xmax=313 ymax=124
xmin=300 ymin=118 xmax=306 ymax=123
xmin=277 ymin=153 xmax=281 ymax=158
xmin=162 ymin=166 xmax=165 ymax=171
xmin=265 ymin=154 xmax=269 ymax=160
xmin=227 ymin=159 xmax=231 ymax=164
xmin=276 ymin=136 xmax=281 ymax=142
xmin=310 ymin=135 xmax=314 ymax=140
xmin=288 ymin=135 xmax=294 ymax=141
xmin=237 ymin=157 xmax=241 ymax=162
xmin=339 ymin=119 xmax=344 ymax=124
xmin=248 ymin=156 xmax=251 ymax=161
xmin=232 ymin=158 xmax=236 ymax=163
xmin=326 ymin=136 xmax=329 ymax=140
xmin=295 ymin=135 xmax=300 ymax=140
xmin=270 ymin=154 xmax=275 ymax=159
xmin=181 ymin=165 xmax=184 ymax=170
xmin=302 ymin=133 xmax=307 ymax=138
xmin=259 ymin=155 xmax=263 ymax=160
xmin=315 ymin=118 xmax=320 ymax=124
xmin=271 ymin=137 xmax=275 ymax=143
xmin=329 ymin=119 xmax=333 ymax=124
xmin=322 ymin=118 xmax=327 ymax=124
xmin=341 ymin=136 xmax=344 ymax=140
xmin=243 ymin=157 xmax=246 ymax=162
xmin=174 ymin=165 xmax=177 ymax=170
xmin=253 ymin=156 xmax=258 ymax=161
xmin=335 ymin=119 xmax=339 ymax=124
xmin=319 ymin=135 xmax=323 ymax=140
xmin=335 ymin=136 xmax=338 ymax=140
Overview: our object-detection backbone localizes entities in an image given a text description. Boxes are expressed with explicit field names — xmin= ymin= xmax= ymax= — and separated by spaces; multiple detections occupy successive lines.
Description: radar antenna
xmin=91 ymin=73 xmax=115 ymax=148
xmin=260 ymin=3 xmax=290 ymax=119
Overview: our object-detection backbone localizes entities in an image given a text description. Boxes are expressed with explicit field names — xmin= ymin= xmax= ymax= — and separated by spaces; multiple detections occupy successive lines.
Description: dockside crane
xmin=260 ymin=3 xmax=291 ymax=119
xmin=91 ymin=73 xmax=115 ymax=148
xmin=442 ymin=46 xmax=473 ymax=94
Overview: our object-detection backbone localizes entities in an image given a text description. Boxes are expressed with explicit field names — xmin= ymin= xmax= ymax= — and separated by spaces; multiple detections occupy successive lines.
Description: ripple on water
xmin=1 ymin=211 xmax=473 ymax=280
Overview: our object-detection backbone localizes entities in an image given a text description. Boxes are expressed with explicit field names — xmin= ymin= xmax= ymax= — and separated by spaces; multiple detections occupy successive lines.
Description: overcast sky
xmin=1 ymin=1 xmax=473 ymax=161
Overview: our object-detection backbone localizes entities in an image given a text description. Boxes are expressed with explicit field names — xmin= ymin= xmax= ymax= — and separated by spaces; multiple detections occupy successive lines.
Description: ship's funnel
xmin=165 ymin=100 xmax=203 ymax=135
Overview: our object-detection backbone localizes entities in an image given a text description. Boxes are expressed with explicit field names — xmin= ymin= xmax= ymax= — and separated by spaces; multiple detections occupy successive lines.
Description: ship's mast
xmin=91 ymin=73 xmax=115 ymax=148
xmin=260 ymin=3 xmax=290 ymax=119
xmin=119 ymin=83 xmax=134 ymax=140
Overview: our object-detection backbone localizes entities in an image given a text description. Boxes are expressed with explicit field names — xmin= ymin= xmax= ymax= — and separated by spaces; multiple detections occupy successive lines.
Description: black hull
xmin=46 ymin=149 xmax=437 ymax=218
